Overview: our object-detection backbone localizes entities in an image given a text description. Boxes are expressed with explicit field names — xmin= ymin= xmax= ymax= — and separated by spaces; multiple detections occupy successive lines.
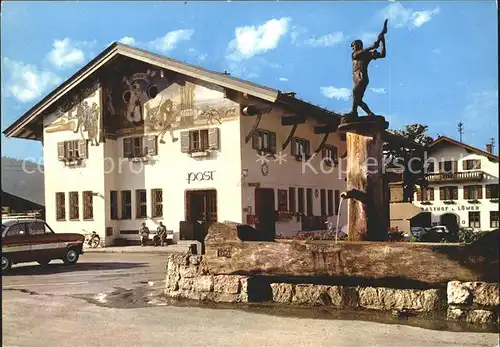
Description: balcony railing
xmin=426 ymin=170 xmax=484 ymax=182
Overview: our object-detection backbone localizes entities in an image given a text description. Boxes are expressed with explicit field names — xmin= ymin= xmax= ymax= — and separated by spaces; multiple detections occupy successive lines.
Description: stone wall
xmin=447 ymin=281 xmax=499 ymax=324
xmin=165 ymin=253 xmax=248 ymax=303
xmin=165 ymin=254 xmax=499 ymax=325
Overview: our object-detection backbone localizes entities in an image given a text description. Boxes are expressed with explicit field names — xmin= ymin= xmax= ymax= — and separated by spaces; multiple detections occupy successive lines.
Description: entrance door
xmin=185 ymin=190 xmax=217 ymax=246
xmin=440 ymin=213 xmax=459 ymax=234
xmin=255 ymin=188 xmax=276 ymax=239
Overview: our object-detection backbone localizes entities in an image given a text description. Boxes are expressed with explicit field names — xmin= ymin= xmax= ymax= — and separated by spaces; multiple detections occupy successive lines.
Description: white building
xmin=3 ymin=43 xmax=349 ymax=245
xmin=413 ymin=136 xmax=499 ymax=232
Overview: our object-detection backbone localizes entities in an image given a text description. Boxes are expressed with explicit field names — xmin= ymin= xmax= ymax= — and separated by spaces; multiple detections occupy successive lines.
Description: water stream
xmin=334 ymin=196 xmax=345 ymax=243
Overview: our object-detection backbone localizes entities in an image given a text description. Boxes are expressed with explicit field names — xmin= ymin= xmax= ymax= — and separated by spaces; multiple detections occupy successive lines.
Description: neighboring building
xmin=3 ymin=43 xmax=350 ymax=245
xmin=1 ymin=157 xmax=45 ymax=218
xmin=413 ymin=136 xmax=499 ymax=232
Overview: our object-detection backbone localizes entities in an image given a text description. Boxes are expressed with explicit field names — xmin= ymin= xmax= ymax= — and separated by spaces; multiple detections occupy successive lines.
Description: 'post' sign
xmin=187 ymin=171 xmax=215 ymax=184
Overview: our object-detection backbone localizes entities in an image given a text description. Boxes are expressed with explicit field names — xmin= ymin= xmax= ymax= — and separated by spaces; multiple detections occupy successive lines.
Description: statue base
xmin=338 ymin=115 xmax=388 ymax=135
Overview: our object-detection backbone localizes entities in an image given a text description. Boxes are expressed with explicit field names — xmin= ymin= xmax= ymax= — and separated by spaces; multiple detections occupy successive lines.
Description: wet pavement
xmin=2 ymin=253 xmax=499 ymax=347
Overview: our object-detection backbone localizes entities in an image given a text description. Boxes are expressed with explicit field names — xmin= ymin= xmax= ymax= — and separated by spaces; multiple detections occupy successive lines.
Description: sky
xmin=1 ymin=1 xmax=498 ymax=162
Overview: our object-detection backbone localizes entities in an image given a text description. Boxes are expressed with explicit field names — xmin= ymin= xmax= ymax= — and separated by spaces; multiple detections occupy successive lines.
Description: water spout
xmin=335 ymin=195 xmax=345 ymax=244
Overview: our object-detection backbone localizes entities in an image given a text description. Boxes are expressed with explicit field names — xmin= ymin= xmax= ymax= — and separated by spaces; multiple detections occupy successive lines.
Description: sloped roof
xmin=429 ymin=136 xmax=498 ymax=162
xmin=3 ymin=42 xmax=341 ymax=139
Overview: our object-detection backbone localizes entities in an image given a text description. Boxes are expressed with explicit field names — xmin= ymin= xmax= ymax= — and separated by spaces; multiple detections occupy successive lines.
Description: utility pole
xmin=490 ymin=137 xmax=495 ymax=154
xmin=457 ymin=122 xmax=464 ymax=142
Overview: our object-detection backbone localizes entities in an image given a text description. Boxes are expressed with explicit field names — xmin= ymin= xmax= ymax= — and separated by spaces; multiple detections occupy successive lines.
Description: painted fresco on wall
xmin=45 ymin=85 xmax=102 ymax=146
xmin=103 ymin=69 xmax=239 ymax=141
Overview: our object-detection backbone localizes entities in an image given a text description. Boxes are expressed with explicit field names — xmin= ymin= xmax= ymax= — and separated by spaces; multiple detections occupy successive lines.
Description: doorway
xmin=184 ymin=190 xmax=217 ymax=248
xmin=255 ymin=188 xmax=276 ymax=239
xmin=440 ymin=213 xmax=459 ymax=234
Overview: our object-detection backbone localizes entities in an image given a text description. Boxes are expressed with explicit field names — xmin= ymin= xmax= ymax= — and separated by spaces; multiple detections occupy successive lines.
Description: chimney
xmin=486 ymin=144 xmax=492 ymax=153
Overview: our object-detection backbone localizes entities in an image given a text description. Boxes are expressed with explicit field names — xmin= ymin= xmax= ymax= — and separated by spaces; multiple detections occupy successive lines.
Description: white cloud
xmin=119 ymin=36 xmax=136 ymax=45
xmin=227 ymin=17 xmax=291 ymax=61
xmin=380 ymin=3 xmax=440 ymax=29
xmin=3 ymin=57 xmax=61 ymax=103
xmin=148 ymin=29 xmax=194 ymax=52
xmin=187 ymin=48 xmax=207 ymax=62
xmin=304 ymin=32 xmax=345 ymax=47
xmin=290 ymin=25 xmax=308 ymax=44
xmin=320 ymin=86 xmax=351 ymax=101
xmin=47 ymin=38 xmax=86 ymax=69
xmin=279 ymin=77 xmax=288 ymax=82
xmin=370 ymin=87 xmax=387 ymax=94
xmin=412 ymin=8 xmax=440 ymax=27
xmin=432 ymin=48 xmax=442 ymax=55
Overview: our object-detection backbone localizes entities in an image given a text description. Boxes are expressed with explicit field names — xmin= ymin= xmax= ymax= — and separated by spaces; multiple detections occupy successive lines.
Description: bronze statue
xmin=347 ymin=19 xmax=388 ymax=118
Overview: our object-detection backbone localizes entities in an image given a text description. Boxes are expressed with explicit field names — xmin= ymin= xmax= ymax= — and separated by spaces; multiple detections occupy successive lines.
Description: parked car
xmin=1 ymin=217 xmax=85 ymax=271
xmin=419 ymin=225 xmax=459 ymax=243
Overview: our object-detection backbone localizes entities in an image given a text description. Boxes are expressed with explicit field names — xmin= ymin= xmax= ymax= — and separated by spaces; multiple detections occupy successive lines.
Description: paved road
xmin=2 ymin=253 xmax=498 ymax=347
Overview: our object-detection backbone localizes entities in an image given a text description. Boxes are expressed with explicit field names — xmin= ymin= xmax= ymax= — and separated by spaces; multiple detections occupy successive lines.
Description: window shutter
xmin=180 ymin=131 xmax=190 ymax=153
xmin=452 ymin=160 xmax=458 ymax=173
xmin=147 ymin=135 xmax=158 ymax=156
xmin=57 ymin=142 xmax=65 ymax=160
xmin=452 ymin=187 xmax=458 ymax=200
xmin=305 ymin=140 xmax=310 ymax=155
xmin=486 ymin=185 xmax=492 ymax=199
xmin=475 ymin=159 xmax=481 ymax=170
xmin=462 ymin=160 xmax=467 ymax=170
xmin=78 ymin=140 xmax=87 ymax=159
xmin=464 ymin=187 xmax=469 ymax=200
xmin=477 ymin=185 xmax=483 ymax=199
xmin=438 ymin=161 xmax=443 ymax=173
xmin=208 ymin=127 xmax=220 ymax=150
xmin=416 ymin=187 xmax=422 ymax=201
xmin=252 ymin=130 xmax=260 ymax=150
xmin=270 ymin=132 xmax=277 ymax=154
xmin=123 ymin=138 xmax=132 ymax=158
xmin=440 ymin=187 xmax=445 ymax=200
xmin=290 ymin=138 xmax=297 ymax=156
xmin=429 ymin=188 xmax=434 ymax=201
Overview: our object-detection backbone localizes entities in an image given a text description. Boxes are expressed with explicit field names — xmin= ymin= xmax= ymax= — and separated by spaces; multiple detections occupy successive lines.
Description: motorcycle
xmin=83 ymin=229 xmax=100 ymax=248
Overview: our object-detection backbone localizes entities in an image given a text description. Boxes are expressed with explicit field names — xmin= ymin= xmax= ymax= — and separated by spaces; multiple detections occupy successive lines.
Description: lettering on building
xmin=217 ymin=247 xmax=232 ymax=258
xmin=420 ymin=205 xmax=481 ymax=212
xmin=187 ymin=171 xmax=215 ymax=184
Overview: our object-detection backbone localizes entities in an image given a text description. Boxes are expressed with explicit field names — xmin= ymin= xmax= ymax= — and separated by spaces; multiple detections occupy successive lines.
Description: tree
xmin=384 ymin=124 xmax=434 ymax=202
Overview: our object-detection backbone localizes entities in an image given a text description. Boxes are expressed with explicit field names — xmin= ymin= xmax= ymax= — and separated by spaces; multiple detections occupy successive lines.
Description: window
xmin=277 ymin=189 xmax=288 ymax=211
xmin=320 ymin=189 xmax=326 ymax=216
xmin=83 ymin=191 xmax=93 ymax=220
xmin=306 ymin=188 xmax=313 ymax=216
xmin=151 ymin=189 xmax=163 ymax=218
xmin=334 ymin=190 xmax=340 ymax=215
xmin=252 ymin=129 xmax=277 ymax=154
xmin=490 ymin=211 xmax=499 ymax=228
xmin=322 ymin=145 xmax=338 ymax=166
xmin=69 ymin=191 xmax=79 ymax=220
xmin=57 ymin=140 xmax=87 ymax=161
xmin=297 ymin=188 xmax=305 ymax=214
xmin=110 ymin=191 xmax=118 ymax=220
xmin=121 ymin=190 xmax=132 ymax=220
xmin=486 ymin=184 xmax=499 ymax=199
xmin=439 ymin=160 xmax=457 ymax=173
xmin=426 ymin=161 xmax=435 ymax=174
xmin=440 ymin=186 xmax=458 ymax=200
xmin=6 ymin=224 xmax=26 ymax=237
xmin=288 ymin=187 xmax=296 ymax=213
xmin=136 ymin=189 xmax=147 ymax=218
xmin=463 ymin=159 xmax=481 ymax=170
xmin=418 ymin=187 xmax=434 ymax=201
xmin=469 ymin=211 xmax=481 ymax=228
xmin=180 ymin=128 xmax=220 ymax=153
xmin=123 ymin=136 xmax=146 ymax=158
xmin=27 ymin=222 xmax=47 ymax=235
xmin=56 ymin=192 xmax=66 ymax=220
xmin=463 ymin=185 xmax=483 ymax=200
xmin=327 ymin=190 xmax=334 ymax=216
xmin=291 ymin=138 xmax=310 ymax=159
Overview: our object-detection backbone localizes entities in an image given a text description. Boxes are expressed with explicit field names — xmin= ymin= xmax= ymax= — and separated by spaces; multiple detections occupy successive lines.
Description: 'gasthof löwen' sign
xmin=421 ymin=205 xmax=480 ymax=212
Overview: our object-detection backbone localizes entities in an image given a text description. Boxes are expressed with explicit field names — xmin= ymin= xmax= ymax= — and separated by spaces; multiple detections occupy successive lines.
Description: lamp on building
xmin=241 ymin=168 xmax=249 ymax=178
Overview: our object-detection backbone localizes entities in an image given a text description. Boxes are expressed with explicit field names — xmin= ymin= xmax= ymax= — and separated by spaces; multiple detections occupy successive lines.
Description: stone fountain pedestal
xmin=338 ymin=115 xmax=389 ymax=241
